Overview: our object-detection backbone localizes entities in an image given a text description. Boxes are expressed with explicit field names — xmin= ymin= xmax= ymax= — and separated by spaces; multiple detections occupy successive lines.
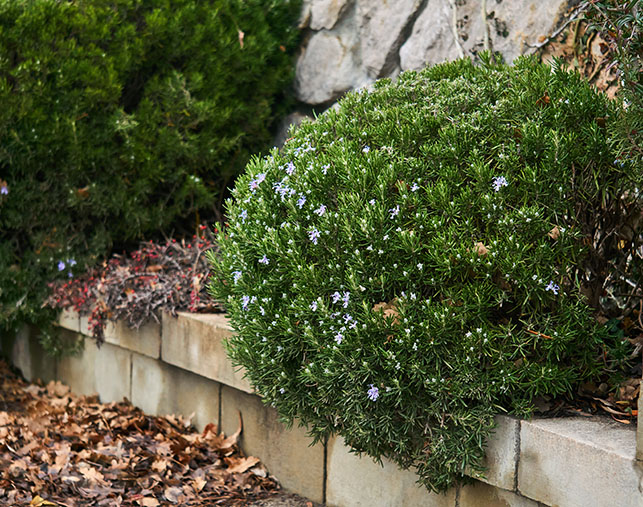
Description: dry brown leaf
xmin=191 ymin=476 xmax=207 ymax=492
xmin=227 ymin=456 xmax=260 ymax=474
xmin=548 ymin=226 xmax=561 ymax=240
xmin=373 ymin=298 xmax=400 ymax=326
xmin=474 ymin=242 xmax=489 ymax=256
xmin=138 ymin=498 xmax=160 ymax=507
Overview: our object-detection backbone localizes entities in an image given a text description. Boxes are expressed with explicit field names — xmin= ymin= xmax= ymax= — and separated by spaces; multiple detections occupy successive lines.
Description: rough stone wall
xmin=295 ymin=0 xmax=577 ymax=107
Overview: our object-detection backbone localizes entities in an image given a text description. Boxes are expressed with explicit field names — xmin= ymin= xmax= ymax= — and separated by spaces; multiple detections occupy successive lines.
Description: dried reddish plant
xmin=46 ymin=226 xmax=223 ymax=344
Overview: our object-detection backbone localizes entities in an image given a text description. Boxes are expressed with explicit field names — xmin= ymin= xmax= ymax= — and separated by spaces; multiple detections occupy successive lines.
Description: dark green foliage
xmin=587 ymin=0 xmax=642 ymax=165
xmin=586 ymin=0 xmax=642 ymax=325
xmin=209 ymin=57 xmax=639 ymax=491
xmin=0 ymin=0 xmax=300 ymax=349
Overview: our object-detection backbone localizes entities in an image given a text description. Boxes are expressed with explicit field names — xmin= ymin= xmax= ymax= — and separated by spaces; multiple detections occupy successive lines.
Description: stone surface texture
xmin=93 ymin=342 xmax=132 ymax=404
xmin=518 ymin=417 xmax=643 ymax=507
xmin=459 ymin=481 xmax=539 ymax=507
xmin=103 ymin=319 xmax=160 ymax=359
xmin=220 ymin=386 xmax=325 ymax=504
xmin=478 ymin=416 xmax=520 ymax=490
xmin=294 ymin=0 xmax=573 ymax=105
xmin=57 ymin=332 xmax=98 ymax=396
xmin=131 ymin=353 xmax=220 ymax=431
xmin=10 ymin=325 xmax=57 ymax=383
xmin=326 ymin=436 xmax=456 ymax=507
xmin=161 ymin=312 xmax=253 ymax=394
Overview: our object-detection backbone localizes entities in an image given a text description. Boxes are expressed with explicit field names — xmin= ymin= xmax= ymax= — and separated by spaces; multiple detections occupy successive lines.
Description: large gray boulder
xmin=295 ymin=0 xmax=576 ymax=106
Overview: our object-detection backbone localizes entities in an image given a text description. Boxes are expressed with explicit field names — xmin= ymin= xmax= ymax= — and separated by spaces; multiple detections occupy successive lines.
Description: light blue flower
xmin=297 ymin=195 xmax=306 ymax=208
xmin=362 ymin=146 xmax=370 ymax=153
xmin=367 ymin=384 xmax=379 ymax=401
xmin=308 ymin=228 xmax=321 ymax=245
xmin=545 ymin=281 xmax=559 ymax=294
xmin=314 ymin=204 xmax=326 ymax=216
xmin=242 ymin=295 xmax=251 ymax=310
xmin=492 ymin=176 xmax=508 ymax=192
xmin=389 ymin=205 xmax=400 ymax=219
xmin=310 ymin=301 xmax=318 ymax=311
xmin=259 ymin=255 xmax=270 ymax=265
xmin=57 ymin=261 xmax=65 ymax=271
xmin=335 ymin=332 xmax=343 ymax=345
xmin=232 ymin=270 xmax=242 ymax=284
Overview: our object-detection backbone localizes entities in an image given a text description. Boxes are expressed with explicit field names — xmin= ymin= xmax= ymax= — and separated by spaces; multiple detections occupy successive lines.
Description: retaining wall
xmin=10 ymin=311 xmax=643 ymax=506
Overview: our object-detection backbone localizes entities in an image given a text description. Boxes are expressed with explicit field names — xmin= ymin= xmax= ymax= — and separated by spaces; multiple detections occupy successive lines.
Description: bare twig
xmin=525 ymin=1 xmax=592 ymax=52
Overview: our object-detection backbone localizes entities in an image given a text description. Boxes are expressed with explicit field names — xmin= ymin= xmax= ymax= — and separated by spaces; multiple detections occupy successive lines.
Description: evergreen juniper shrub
xmin=209 ymin=56 xmax=639 ymax=491
xmin=0 ymin=0 xmax=300 ymax=353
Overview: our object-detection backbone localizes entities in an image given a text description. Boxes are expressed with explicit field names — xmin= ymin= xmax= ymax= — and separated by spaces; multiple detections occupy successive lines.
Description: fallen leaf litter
xmin=0 ymin=361 xmax=289 ymax=506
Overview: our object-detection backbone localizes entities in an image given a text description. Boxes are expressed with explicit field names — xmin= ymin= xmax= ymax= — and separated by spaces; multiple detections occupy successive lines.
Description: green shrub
xmin=587 ymin=0 xmax=642 ymax=166
xmin=0 ymin=0 xmax=300 ymax=350
xmin=210 ymin=56 xmax=639 ymax=491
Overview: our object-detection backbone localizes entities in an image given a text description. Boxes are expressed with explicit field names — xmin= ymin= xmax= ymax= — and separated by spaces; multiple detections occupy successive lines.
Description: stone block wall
xmin=10 ymin=311 xmax=643 ymax=506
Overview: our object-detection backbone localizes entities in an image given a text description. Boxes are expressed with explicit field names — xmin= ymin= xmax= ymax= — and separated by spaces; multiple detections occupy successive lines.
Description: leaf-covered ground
xmin=0 ymin=362 xmax=313 ymax=506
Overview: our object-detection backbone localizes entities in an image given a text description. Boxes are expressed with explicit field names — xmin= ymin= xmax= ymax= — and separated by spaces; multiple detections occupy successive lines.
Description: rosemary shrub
xmin=209 ymin=56 xmax=637 ymax=491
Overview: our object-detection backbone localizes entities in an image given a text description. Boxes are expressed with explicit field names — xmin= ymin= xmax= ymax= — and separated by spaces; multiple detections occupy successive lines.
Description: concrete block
xmin=93 ymin=342 xmax=132 ymax=403
xmin=518 ymin=417 xmax=642 ymax=507
xmin=459 ymin=482 xmax=538 ymax=507
xmin=476 ymin=415 xmax=519 ymax=490
xmin=326 ymin=436 xmax=456 ymax=507
xmin=79 ymin=314 xmax=90 ymax=336
xmin=10 ymin=325 xmax=57 ymax=383
xmin=131 ymin=353 xmax=220 ymax=431
xmin=57 ymin=332 xmax=97 ymax=396
xmin=103 ymin=319 xmax=161 ymax=358
xmin=57 ymin=309 xmax=80 ymax=332
xmin=220 ymin=385 xmax=325 ymax=504
xmin=162 ymin=312 xmax=253 ymax=394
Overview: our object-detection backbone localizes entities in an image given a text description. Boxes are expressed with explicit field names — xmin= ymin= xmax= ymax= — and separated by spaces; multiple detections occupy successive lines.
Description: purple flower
xmin=362 ymin=146 xmax=370 ymax=153
xmin=314 ymin=204 xmax=326 ymax=216
xmin=308 ymin=227 xmax=321 ymax=245
xmin=285 ymin=162 xmax=295 ymax=175
xmin=334 ymin=332 xmax=343 ymax=345
xmin=310 ymin=301 xmax=318 ymax=311
xmin=68 ymin=272 xmax=74 ymax=278
xmin=343 ymin=314 xmax=353 ymax=323
xmin=0 ymin=185 xmax=7 ymax=195
xmin=492 ymin=176 xmax=508 ymax=192
xmin=331 ymin=291 xmax=342 ymax=304
xmin=410 ymin=183 xmax=419 ymax=192
xmin=342 ymin=291 xmax=350 ymax=308
xmin=242 ymin=295 xmax=251 ymax=310
xmin=389 ymin=205 xmax=400 ymax=219
xmin=273 ymin=179 xmax=292 ymax=199
xmin=322 ymin=164 xmax=329 ymax=175
xmin=232 ymin=270 xmax=242 ymax=284
xmin=259 ymin=255 xmax=270 ymax=265
xmin=68 ymin=258 xmax=77 ymax=266
xmin=249 ymin=173 xmax=266 ymax=192
xmin=57 ymin=261 xmax=65 ymax=271
xmin=367 ymin=384 xmax=379 ymax=401
xmin=297 ymin=195 xmax=306 ymax=208
xmin=239 ymin=209 xmax=248 ymax=223
xmin=545 ymin=281 xmax=560 ymax=295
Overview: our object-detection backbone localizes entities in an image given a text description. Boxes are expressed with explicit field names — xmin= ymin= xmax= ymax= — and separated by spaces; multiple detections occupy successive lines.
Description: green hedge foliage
xmin=0 ymin=0 xmax=300 ymax=349
xmin=210 ymin=56 xmax=640 ymax=491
